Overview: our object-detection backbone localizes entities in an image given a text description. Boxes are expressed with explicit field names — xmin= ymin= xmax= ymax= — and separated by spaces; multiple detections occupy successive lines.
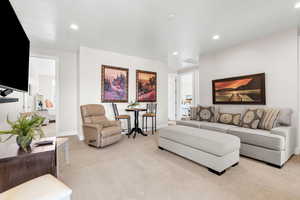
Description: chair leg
xmin=146 ymin=117 xmax=148 ymax=132
xmin=142 ymin=117 xmax=144 ymax=131
xmin=127 ymin=118 xmax=131 ymax=134
xmin=155 ymin=116 xmax=157 ymax=132
xmin=152 ymin=117 xmax=154 ymax=135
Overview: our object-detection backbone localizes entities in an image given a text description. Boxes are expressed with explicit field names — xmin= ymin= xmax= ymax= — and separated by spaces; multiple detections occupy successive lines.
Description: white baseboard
xmin=295 ymin=147 xmax=300 ymax=155
xmin=58 ymin=130 xmax=78 ymax=137
xmin=78 ymin=134 xmax=84 ymax=141
xmin=157 ymin=124 xmax=169 ymax=129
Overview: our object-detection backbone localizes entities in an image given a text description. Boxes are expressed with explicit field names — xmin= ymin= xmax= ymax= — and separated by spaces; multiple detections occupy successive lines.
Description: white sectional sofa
xmin=176 ymin=106 xmax=296 ymax=168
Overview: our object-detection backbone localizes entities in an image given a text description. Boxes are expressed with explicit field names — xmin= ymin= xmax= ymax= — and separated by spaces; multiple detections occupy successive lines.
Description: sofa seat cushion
xmin=160 ymin=126 xmax=240 ymax=157
xmin=176 ymin=120 xmax=200 ymax=128
xmin=199 ymin=122 xmax=236 ymax=133
xmin=228 ymin=127 xmax=285 ymax=151
xmin=101 ymin=126 xmax=122 ymax=138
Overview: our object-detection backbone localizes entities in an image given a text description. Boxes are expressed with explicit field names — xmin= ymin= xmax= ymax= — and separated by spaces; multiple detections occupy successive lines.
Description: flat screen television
xmin=2 ymin=0 xmax=30 ymax=92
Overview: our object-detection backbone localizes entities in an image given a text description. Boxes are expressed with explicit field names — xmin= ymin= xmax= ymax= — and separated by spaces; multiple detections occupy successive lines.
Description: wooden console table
xmin=0 ymin=137 xmax=57 ymax=192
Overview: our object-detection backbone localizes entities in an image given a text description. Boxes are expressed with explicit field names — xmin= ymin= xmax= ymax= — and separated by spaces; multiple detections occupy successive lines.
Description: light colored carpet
xmin=60 ymin=133 xmax=300 ymax=200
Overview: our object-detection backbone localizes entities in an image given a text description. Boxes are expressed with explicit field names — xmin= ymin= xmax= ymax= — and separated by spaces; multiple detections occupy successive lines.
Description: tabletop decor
xmin=127 ymin=101 xmax=140 ymax=108
xmin=101 ymin=65 xmax=129 ymax=102
xmin=212 ymin=73 xmax=266 ymax=105
xmin=0 ymin=115 xmax=45 ymax=151
xmin=136 ymin=70 xmax=157 ymax=102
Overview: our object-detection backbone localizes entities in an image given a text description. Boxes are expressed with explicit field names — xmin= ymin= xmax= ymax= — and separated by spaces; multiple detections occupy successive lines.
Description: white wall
xmin=30 ymin=48 xmax=78 ymax=136
xmin=196 ymin=28 xmax=299 ymax=153
xmin=78 ymin=46 xmax=170 ymax=138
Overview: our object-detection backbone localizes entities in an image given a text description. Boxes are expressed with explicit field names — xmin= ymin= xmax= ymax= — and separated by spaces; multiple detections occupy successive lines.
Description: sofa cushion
xmin=277 ymin=108 xmax=292 ymax=126
xmin=259 ymin=108 xmax=280 ymax=130
xmin=160 ymin=126 xmax=240 ymax=157
xmin=228 ymin=127 xmax=285 ymax=151
xmin=218 ymin=113 xmax=241 ymax=126
xmin=176 ymin=120 xmax=200 ymax=128
xmin=199 ymin=122 xmax=236 ymax=133
xmin=198 ymin=106 xmax=215 ymax=122
xmin=215 ymin=106 xmax=245 ymax=119
xmin=190 ymin=107 xmax=200 ymax=120
xmin=240 ymin=109 xmax=264 ymax=129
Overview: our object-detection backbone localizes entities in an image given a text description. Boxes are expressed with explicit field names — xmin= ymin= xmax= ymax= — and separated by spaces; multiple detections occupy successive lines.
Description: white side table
xmin=56 ymin=137 xmax=70 ymax=177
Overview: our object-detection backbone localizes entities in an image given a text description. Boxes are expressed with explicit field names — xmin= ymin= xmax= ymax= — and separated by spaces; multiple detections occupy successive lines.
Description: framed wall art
xmin=101 ymin=65 xmax=129 ymax=102
xmin=212 ymin=73 xmax=266 ymax=105
xmin=136 ymin=70 xmax=157 ymax=102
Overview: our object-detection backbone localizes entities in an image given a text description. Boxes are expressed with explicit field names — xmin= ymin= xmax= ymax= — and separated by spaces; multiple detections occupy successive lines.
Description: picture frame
xmin=101 ymin=65 xmax=129 ymax=103
xmin=212 ymin=73 xmax=266 ymax=105
xmin=136 ymin=70 xmax=157 ymax=102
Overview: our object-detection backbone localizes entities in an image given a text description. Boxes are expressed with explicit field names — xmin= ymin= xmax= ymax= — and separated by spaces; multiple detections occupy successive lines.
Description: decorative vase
xmin=16 ymin=136 xmax=32 ymax=150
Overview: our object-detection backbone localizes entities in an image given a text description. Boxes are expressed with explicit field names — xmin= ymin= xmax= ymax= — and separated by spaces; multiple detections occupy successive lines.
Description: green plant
xmin=128 ymin=101 xmax=140 ymax=108
xmin=0 ymin=115 xmax=45 ymax=151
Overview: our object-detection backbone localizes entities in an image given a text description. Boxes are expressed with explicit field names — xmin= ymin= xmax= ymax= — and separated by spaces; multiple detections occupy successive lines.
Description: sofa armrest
xmin=271 ymin=126 xmax=295 ymax=138
xmin=271 ymin=126 xmax=296 ymax=160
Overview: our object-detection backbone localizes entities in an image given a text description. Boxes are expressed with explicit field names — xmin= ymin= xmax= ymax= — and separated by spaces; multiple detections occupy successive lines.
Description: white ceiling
xmin=10 ymin=0 xmax=300 ymax=68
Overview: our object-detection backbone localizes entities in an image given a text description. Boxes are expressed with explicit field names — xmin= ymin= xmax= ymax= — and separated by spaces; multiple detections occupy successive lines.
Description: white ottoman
xmin=1 ymin=174 xmax=72 ymax=200
xmin=159 ymin=125 xmax=240 ymax=175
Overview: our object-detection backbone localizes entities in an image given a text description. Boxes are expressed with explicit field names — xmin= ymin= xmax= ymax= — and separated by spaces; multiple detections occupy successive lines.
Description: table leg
xmin=128 ymin=110 xmax=148 ymax=139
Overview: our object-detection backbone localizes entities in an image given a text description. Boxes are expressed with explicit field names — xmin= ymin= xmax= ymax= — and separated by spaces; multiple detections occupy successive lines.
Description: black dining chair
xmin=112 ymin=103 xmax=131 ymax=134
xmin=142 ymin=103 xmax=157 ymax=135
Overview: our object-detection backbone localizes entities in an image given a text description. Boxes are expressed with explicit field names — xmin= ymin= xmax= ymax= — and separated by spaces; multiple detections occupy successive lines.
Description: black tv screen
xmin=2 ymin=0 xmax=30 ymax=92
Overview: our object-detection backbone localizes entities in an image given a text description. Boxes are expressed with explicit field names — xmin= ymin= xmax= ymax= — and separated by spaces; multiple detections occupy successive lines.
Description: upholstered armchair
xmin=80 ymin=104 xmax=122 ymax=148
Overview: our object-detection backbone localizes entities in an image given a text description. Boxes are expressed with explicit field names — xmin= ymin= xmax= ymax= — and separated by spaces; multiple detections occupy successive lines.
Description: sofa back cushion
xmin=277 ymin=108 xmax=292 ymax=126
xmin=240 ymin=109 xmax=264 ymax=129
xmin=218 ymin=113 xmax=241 ymax=126
xmin=259 ymin=108 xmax=280 ymax=130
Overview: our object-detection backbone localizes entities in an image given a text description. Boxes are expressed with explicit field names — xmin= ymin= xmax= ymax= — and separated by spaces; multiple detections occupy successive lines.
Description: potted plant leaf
xmin=128 ymin=101 xmax=140 ymax=108
xmin=0 ymin=114 xmax=45 ymax=152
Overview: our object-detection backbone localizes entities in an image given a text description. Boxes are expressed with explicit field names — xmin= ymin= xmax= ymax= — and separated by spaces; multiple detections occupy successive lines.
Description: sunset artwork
xmin=212 ymin=73 xmax=265 ymax=104
xmin=136 ymin=70 xmax=157 ymax=102
xmin=101 ymin=65 xmax=128 ymax=102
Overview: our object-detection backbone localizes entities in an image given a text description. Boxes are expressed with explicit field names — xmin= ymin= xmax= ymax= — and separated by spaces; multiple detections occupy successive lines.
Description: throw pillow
xmin=218 ymin=113 xmax=241 ymax=126
xmin=190 ymin=106 xmax=199 ymax=120
xmin=258 ymin=108 xmax=280 ymax=130
xmin=198 ymin=106 xmax=215 ymax=122
xmin=241 ymin=109 xmax=264 ymax=129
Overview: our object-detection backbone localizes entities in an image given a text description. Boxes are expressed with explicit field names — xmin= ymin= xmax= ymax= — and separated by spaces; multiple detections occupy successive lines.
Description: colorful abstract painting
xmin=136 ymin=70 xmax=157 ymax=102
xmin=212 ymin=73 xmax=265 ymax=104
xmin=101 ymin=65 xmax=128 ymax=102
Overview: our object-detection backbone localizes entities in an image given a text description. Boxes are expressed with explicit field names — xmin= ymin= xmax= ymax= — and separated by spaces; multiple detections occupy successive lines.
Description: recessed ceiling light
xmin=173 ymin=51 xmax=178 ymax=55
xmin=168 ymin=13 xmax=176 ymax=20
xmin=70 ymin=24 xmax=79 ymax=30
xmin=212 ymin=35 xmax=220 ymax=40
xmin=295 ymin=2 xmax=300 ymax=8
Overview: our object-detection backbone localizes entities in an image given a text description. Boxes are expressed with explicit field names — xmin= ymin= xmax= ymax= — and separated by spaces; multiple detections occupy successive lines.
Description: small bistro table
xmin=125 ymin=108 xmax=147 ymax=138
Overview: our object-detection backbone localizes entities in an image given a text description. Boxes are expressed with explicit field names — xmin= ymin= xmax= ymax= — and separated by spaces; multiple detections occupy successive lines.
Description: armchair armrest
xmin=107 ymin=120 xmax=121 ymax=127
xmin=83 ymin=123 xmax=103 ymax=132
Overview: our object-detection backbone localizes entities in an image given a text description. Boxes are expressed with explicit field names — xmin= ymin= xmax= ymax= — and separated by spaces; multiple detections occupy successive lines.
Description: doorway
xmin=179 ymin=73 xmax=193 ymax=120
xmin=25 ymin=56 xmax=58 ymax=137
